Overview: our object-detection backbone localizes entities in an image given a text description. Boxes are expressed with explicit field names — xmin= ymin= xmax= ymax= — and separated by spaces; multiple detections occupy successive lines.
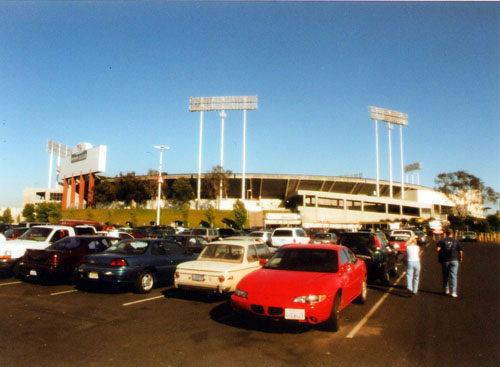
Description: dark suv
xmin=338 ymin=232 xmax=398 ymax=284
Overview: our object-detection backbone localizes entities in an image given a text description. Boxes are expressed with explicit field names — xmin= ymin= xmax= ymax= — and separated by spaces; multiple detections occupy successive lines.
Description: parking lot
xmin=0 ymin=241 xmax=498 ymax=367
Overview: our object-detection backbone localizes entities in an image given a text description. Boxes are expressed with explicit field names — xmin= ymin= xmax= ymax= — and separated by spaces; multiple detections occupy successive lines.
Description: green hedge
xmin=62 ymin=208 xmax=235 ymax=228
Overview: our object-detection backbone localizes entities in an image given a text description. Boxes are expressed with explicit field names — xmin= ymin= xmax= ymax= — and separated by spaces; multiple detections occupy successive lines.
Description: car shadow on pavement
xmin=162 ymin=287 xmax=230 ymax=304
xmin=209 ymin=300 xmax=311 ymax=334
xmin=368 ymin=284 xmax=412 ymax=298
xmin=368 ymin=283 xmax=445 ymax=298
xmin=75 ymin=281 xmax=132 ymax=294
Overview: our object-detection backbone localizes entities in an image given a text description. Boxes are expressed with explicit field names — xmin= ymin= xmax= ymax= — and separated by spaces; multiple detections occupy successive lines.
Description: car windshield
xmin=264 ymin=248 xmax=338 ymax=273
xmin=19 ymin=227 xmax=53 ymax=242
xmin=105 ymin=240 xmax=149 ymax=255
xmin=199 ymin=244 xmax=244 ymax=262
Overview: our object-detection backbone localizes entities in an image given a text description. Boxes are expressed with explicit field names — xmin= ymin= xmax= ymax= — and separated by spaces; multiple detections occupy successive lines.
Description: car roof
xmin=281 ymin=243 xmax=342 ymax=251
xmin=207 ymin=239 xmax=265 ymax=247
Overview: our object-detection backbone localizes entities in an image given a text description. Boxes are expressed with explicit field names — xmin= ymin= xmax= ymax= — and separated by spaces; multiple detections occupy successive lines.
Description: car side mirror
xmin=259 ymin=258 xmax=268 ymax=266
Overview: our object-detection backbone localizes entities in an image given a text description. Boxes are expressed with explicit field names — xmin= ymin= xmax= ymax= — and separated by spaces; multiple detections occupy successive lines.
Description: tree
xmin=1 ymin=208 xmax=13 ymax=224
xmin=486 ymin=214 xmax=500 ymax=232
xmin=35 ymin=203 xmax=62 ymax=223
xmin=233 ymin=200 xmax=247 ymax=229
xmin=181 ymin=203 xmax=190 ymax=227
xmin=205 ymin=205 xmax=216 ymax=228
xmin=434 ymin=171 xmax=499 ymax=217
xmin=172 ymin=178 xmax=195 ymax=206
xmin=204 ymin=165 xmax=232 ymax=200
xmin=22 ymin=204 xmax=36 ymax=222
xmin=92 ymin=180 xmax=117 ymax=204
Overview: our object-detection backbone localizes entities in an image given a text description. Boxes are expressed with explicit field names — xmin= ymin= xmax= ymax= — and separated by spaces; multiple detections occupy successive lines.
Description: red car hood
xmin=238 ymin=268 xmax=335 ymax=300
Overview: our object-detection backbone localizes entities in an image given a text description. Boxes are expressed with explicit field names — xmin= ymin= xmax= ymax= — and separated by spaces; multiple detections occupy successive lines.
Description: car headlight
xmin=293 ymin=295 xmax=327 ymax=304
xmin=234 ymin=288 xmax=248 ymax=299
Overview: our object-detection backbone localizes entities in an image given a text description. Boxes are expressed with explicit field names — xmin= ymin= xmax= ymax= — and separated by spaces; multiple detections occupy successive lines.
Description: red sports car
xmin=231 ymin=244 xmax=367 ymax=331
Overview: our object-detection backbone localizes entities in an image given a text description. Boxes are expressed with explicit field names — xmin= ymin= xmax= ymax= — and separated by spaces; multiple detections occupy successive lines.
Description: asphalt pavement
xmin=0 ymin=241 xmax=498 ymax=367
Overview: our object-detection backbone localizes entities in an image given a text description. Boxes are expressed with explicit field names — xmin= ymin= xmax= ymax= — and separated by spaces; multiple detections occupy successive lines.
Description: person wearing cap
xmin=436 ymin=228 xmax=463 ymax=298
xmin=405 ymin=236 xmax=422 ymax=296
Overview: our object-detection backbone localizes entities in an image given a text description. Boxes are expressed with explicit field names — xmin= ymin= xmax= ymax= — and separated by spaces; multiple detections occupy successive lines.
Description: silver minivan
xmin=271 ymin=227 xmax=310 ymax=247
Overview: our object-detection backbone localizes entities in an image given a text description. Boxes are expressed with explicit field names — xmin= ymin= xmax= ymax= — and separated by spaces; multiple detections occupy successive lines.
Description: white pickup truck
xmin=0 ymin=225 xmax=76 ymax=276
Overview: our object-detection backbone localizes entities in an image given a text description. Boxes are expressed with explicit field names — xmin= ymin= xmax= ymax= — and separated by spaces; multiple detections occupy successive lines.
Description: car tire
xmin=390 ymin=263 xmax=398 ymax=277
xmin=12 ymin=260 xmax=23 ymax=279
xmin=324 ymin=293 xmax=341 ymax=332
xmin=380 ymin=267 xmax=390 ymax=285
xmin=355 ymin=278 xmax=367 ymax=304
xmin=135 ymin=270 xmax=155 ymax=294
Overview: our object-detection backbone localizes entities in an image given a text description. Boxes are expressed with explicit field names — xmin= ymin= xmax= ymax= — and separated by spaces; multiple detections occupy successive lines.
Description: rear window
xmin=273 ymin=230 xmax=293 ymax=237
xmin=49 ymin=237 xmax=87 ymax=250
xmin=192 ymin=229 xmax=207 ymax=235
xmin=339 ymin=233 xmax=374 ymax=249
xmin=105 ymin=240 xmax=149 ymax=255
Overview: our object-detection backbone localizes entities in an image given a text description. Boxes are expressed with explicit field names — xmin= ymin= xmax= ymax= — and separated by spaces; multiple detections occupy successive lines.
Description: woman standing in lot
xmin=405 ymin=236 xmax=421 ymax=297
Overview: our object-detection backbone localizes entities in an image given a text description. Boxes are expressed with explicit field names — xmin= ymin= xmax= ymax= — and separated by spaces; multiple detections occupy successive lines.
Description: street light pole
xmin=219 ymin=110 xmax=226 ymax=208
xmin=154 ymin=145 xmax=169 ymax=225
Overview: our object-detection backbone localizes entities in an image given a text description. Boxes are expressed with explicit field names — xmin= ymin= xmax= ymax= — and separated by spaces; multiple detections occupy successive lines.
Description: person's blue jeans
xmin=406 ymin=261 xmax=421 ymax=294
xmin=441 ymin=260 xmax=459 ymax=294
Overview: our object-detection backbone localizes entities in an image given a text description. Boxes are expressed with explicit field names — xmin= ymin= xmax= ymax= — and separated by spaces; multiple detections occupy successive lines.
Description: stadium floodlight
xmin=369 ymin=106 xmax=409 ymax=199
xmin=190 ymin=96 xmax=258 ymax=206
xmin=154 ymin=145 xmax=169 ymax=226
xmin=405 ymin=162 xmax=422 ymax=185
xmin=369 ymin=106 xmax=408 ymax=126
xmin=46 ymin=140 xmax=73 ymax=188
xmin=189 ymin=96 xmax=257 ymax=112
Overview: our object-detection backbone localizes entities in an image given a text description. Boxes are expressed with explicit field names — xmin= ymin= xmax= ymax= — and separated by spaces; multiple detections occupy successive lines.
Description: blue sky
xmin=1 ymin=1 xmax=499 ymax=209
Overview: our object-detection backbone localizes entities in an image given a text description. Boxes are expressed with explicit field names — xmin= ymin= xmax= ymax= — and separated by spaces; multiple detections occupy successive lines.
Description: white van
xmin=271 ymin=227 xmax=310 ymax=247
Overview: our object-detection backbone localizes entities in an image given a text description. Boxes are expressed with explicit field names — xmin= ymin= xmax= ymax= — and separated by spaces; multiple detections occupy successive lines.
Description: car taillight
xmin=110 ymin=258 xmax=128 ymax=266
xmin=293 ymin=238 xmax=296 ymax=243
xmin=218 ymin=275 xmax=233 ymax=283
xmin=48 ymin=254 xmax=59 ymax=264
xmin=175 ymin=271 xmax=180 ymax=278
xmin=374 ymin=236 xmax=381 ymax=250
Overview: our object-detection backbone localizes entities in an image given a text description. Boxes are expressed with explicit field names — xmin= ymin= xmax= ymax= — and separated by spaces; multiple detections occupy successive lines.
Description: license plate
xmin=284 ymin=308 xmax=305 ymax=320
xmin=192 ymin=274 xmax=204 ymax=281
xmin=29 ymin=270 xmax=37 ymax=276
xmin=88 ymin=272 xmax=99 ymax=279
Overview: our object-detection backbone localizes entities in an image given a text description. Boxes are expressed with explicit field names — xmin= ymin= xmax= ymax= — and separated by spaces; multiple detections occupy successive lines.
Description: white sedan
xmin=174 ymin=239 xmax=271 ymax=294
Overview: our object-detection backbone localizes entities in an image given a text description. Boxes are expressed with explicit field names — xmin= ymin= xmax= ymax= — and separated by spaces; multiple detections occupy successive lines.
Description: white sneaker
xmin=444 ymin=289 xmax=450 ymax=295
xmin=451 ymin=293 xmax=458 ymax=298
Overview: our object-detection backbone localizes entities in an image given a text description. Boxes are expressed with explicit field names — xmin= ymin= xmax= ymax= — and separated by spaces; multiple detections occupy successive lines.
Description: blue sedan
xmin=77 ymin=239 xmax=197 ymax=293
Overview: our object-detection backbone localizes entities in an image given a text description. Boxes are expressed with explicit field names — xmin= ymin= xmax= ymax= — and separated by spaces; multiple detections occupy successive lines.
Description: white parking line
xmin=0 ymin=281 xmax=22 ymax=286
xmin=346 ymin=271 xmax=406 ymax=339
xmin=50 ymin=289 xmax=79 ymax=296
xmin=123 ymin=295 xmax=164 ymax=306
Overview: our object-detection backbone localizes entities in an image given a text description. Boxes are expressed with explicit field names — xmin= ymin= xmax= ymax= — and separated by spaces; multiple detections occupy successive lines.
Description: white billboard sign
xmin=59 ymin=145 xmax=107 ymax=178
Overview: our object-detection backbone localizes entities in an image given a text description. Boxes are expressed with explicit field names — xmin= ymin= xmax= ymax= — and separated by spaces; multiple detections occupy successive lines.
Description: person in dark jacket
xmin=436 ymin=228 xmax=463 ymax=298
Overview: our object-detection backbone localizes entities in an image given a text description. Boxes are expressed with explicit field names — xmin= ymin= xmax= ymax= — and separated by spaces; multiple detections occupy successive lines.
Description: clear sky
xmin=1 ymin=1 xmax=499 ymax=209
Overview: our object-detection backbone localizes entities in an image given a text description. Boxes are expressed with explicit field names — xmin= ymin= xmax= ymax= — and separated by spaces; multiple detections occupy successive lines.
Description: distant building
xmin=22 ymin=187 xmax=66 ymax=207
